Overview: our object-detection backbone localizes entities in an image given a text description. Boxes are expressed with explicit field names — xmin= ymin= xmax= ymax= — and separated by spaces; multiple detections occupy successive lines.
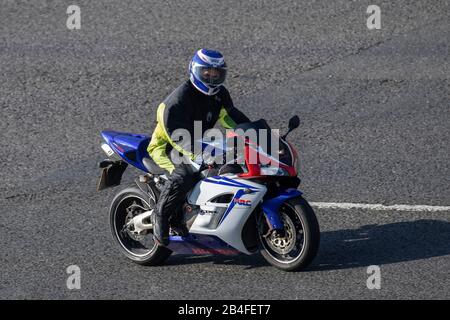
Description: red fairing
xmin=238 ymin=140 xmax=298 ymax=178
xmin=238 ymin=140 xmax=261 ymax=178
xmin=286 ymin=140 xmax=299 ymax=176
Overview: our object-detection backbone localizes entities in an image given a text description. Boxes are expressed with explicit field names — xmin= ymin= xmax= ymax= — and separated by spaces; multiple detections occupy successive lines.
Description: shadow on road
xmin=165 ymin=251 xmax=268 ymax=269
xmin=166 ymin=219 xmax=450 ymax=271
xmin=312 ymin=219 xmax=450 ymax=271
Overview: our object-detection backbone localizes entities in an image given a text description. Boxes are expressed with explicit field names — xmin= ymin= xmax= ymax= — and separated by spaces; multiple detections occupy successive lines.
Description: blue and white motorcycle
xmin=97 ymin=116 xmax=320 ymax=271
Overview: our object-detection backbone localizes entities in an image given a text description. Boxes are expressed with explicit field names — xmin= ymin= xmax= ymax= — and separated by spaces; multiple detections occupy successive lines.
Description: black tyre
xmin=109 ymin=184 xmax=172 ymax=265
xmin=259 ymin=196 xmax=320 ymax=271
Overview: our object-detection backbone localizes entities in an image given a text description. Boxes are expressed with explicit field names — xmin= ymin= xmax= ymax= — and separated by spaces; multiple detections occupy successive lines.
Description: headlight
xmin=260 ymin=165 xmax=289 ymax=176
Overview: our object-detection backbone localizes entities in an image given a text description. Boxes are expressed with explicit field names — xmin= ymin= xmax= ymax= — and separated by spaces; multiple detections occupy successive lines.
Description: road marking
xmin=310 ymin=202 xmax=450 ymax=212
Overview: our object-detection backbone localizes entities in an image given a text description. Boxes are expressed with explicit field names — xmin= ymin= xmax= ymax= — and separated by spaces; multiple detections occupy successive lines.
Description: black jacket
xmin=147 ymin=80 xmax=249 ymax=173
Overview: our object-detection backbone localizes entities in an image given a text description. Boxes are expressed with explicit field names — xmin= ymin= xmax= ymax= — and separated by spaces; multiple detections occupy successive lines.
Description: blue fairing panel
xmin=262 ymin=188 xmax=303 ymax=230
xmin=167 ymin=234 xmax=240 ymax=255
xmin=101 ymin=130 xmax=150 ymax=172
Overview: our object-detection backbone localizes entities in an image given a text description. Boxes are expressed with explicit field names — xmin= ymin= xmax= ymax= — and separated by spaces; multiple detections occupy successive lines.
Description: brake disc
xmin=266 ymin=213 xmax=297 ymax=255
xmin=123 ymin=203 xmax=147 ymax=241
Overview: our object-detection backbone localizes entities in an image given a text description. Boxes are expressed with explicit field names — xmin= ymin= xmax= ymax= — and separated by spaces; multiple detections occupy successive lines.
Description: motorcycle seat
xmin=142 ymin=157 xmax=167 ymax=175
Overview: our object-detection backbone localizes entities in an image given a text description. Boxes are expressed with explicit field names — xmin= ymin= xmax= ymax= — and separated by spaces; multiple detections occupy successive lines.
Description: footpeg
xmin=170 ymin=225 xmax=189 ymax=237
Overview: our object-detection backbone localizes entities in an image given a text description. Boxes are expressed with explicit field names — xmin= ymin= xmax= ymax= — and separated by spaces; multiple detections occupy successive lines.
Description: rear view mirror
xmin=282 ymin=115 xmax=300 ymax=139
xmin=288 ymin=115 xmax=300 ymax=131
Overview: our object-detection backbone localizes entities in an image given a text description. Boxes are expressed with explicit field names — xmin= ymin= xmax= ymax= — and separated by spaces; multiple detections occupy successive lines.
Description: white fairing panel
xmin=187 ymin=175 xmax=267 ymax=254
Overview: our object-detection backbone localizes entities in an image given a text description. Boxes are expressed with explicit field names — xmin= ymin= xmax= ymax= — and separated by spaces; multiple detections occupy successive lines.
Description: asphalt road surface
xmin=1 ymin=1 xmax=449 ymax=299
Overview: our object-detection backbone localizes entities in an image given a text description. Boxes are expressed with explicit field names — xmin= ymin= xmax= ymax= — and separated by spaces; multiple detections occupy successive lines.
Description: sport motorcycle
xmin=97 ymin=116 xmax=320 ymax=271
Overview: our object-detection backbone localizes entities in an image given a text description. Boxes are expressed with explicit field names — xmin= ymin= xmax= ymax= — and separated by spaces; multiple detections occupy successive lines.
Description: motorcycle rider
xmin=147 ymin=49 xmax=250 ymax=246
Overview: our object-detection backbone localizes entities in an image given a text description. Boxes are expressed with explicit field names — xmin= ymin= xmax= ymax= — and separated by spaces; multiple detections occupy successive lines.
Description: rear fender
xmin=96 ymin=160 xmax=128 ymax=191
xmin=261 ymin=188 xmax=303 ymax=230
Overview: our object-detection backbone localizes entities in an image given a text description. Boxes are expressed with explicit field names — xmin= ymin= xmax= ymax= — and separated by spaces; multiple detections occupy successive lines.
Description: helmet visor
xmin=192 ymin=64 xmax=227 ymax=86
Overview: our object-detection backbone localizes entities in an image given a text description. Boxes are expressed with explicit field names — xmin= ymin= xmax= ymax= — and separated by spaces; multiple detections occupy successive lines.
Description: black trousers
xmin=153 ymin=163 xmax=200 ymax=244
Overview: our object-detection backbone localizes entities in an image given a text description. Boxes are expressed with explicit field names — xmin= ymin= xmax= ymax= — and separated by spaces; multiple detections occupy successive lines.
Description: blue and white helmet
xmin=189 ymin=49 xmax=227 ymax=95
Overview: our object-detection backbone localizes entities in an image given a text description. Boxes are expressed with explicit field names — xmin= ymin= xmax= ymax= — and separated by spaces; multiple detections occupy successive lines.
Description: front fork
xmin=261 ymin=188 xmax=303 ymax=234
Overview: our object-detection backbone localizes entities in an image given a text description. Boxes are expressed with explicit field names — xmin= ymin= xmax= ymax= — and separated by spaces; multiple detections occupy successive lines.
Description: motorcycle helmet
xmin=189 ymin=48 xmax=227 ymax=95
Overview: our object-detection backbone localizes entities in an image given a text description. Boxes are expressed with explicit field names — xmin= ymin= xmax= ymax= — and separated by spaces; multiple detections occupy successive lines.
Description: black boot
xmin=152 ymin=208 xmax=170 ymax=246
xmin=169 ymin=207 xmax=189 ymax=237
xmin=170 ymin=222 xmax=189 ymax=237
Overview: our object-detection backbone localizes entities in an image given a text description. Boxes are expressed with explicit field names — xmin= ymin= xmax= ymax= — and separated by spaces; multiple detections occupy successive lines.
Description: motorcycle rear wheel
xmin=109 ymin=185 xmax=172 ymax=265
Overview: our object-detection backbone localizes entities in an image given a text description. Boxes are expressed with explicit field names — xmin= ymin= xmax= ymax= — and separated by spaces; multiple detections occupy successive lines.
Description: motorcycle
xmin=97 ymin=116 xmax=320 ymax=271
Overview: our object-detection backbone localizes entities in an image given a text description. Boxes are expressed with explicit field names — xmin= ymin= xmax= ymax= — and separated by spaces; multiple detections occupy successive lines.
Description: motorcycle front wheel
xmin=259 ymin=196 xmax=320 ymax=271
xmin=109 ymin=185 xmax=172 ymax=265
